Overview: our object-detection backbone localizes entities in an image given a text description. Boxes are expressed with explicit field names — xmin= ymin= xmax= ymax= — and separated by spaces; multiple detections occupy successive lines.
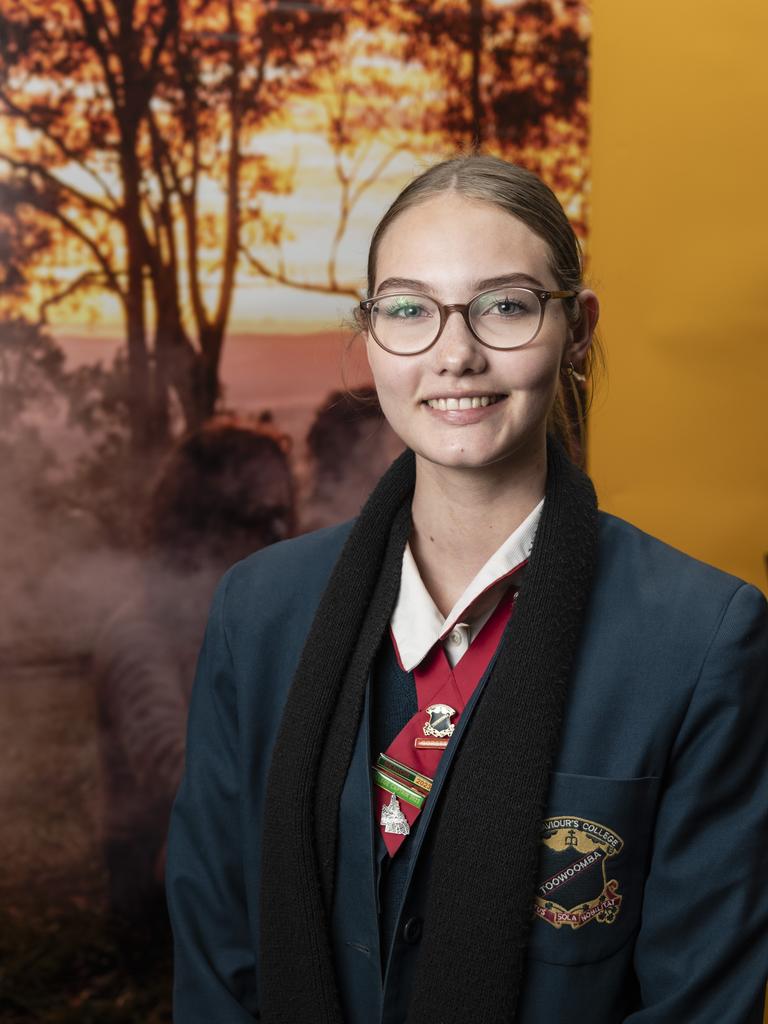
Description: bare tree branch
xmin=36 ymin=270 xmax=109 ymax=324
xmin=0 ymin=154 xmax=119 ymax=218
xmin=173 ymin=29 xmax=209 ymax=335
xmin=0 ymin=88 xmax=119 ymax=206
xmin=327 ymin=139 xmax=408 ymax=292
xmin=347 ymin=142 xmax=407 ymax=211
xmin=212 ymin=0 xmax=243 ymax=340
xmin=146 ymin=0 xmax=178 ymax=87
xmin=147 ymin=110 xmax=181 ymax=287
xmin=49 ymin=208 xmax=125 ymax=301
xmin=71 ymin=0 xmax=123 ymax=112
xmin=240 ymin=244 xmax=362 ymax=300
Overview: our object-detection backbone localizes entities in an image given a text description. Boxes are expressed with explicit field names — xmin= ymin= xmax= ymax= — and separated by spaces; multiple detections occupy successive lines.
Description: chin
xmin=413 ymin=442 xmax=511 ymax=472
xmin=410 ymin=427 xmax=546 ymax=474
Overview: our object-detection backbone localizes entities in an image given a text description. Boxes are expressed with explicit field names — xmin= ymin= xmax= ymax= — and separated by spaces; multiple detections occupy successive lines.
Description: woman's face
xmin=365 ymin=193 xmax=597 ymax=474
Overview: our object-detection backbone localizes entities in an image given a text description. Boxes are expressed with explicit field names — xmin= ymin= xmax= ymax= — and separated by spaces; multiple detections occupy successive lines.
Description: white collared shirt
xmin=391 ymin=499 xmax=544 ymax=671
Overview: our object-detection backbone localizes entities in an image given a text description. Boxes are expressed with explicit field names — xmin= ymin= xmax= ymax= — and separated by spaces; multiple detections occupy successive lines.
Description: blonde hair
xmin=364 ymin=154 xmax=602 ymax=462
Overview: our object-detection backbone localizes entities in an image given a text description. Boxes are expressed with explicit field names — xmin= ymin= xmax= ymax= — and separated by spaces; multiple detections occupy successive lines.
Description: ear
xmin=564 ymin=289 xmax=599 ymax=368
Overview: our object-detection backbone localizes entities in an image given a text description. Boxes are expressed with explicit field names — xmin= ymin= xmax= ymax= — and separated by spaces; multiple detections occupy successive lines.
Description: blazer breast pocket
xmin=526 ymin=772 xmax=661 ymax=966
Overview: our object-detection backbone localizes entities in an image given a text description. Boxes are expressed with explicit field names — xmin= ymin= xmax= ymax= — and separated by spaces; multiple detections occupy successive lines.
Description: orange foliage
xmin=0 ymin=0 xmax=590 ymax=447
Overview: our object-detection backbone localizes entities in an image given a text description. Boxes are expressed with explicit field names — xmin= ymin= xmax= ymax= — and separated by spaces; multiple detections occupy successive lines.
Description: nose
xmin=431 ymin=308 xmax=487 ymax=375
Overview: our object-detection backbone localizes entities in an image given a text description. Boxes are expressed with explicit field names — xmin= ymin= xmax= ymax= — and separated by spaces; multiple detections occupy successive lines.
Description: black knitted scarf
xmin=260 ymin=438 xmax=599 ymax=1024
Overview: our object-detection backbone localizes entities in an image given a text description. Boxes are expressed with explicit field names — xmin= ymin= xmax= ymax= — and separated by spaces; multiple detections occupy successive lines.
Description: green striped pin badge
xmin=375 ymin=752 xmax=433 ymax=794
xmin=373 ymin=767 xmax=426 ymax=810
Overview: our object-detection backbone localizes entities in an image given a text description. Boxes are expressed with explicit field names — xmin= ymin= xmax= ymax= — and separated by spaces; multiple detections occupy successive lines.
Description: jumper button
xmin=402 ymin=916 xmax=423 ymax=945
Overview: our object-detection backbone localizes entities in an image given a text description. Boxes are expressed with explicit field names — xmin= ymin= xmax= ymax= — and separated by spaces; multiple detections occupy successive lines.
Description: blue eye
xmin=376 ymin=294 xmax=436 ymax=321
xmin=381 ymin=298 xmax=431 ymax=319
xmin=481 ymin=294 xmax=529 ymax=317
xmin=499 ymin=295 xmax=526 ymax=314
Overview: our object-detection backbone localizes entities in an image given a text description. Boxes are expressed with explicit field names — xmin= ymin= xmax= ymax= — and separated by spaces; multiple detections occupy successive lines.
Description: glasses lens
xmin=368 ymin=293 xmax=440 ymax=353
xmin=469 ymin=287 xmax=542 ymax=349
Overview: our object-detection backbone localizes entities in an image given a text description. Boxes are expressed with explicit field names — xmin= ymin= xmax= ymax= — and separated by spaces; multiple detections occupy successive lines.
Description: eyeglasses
xmin=359 ymin=285 xmax=578 ymax=356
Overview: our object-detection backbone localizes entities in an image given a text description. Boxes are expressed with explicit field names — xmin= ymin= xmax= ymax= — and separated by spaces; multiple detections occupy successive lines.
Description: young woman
xmin=165 ymin=155 xmax=768 ymax=1024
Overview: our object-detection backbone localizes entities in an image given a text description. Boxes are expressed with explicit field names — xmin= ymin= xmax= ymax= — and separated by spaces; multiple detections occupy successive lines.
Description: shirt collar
xmin=391 ymin=498 xmax=544 ymax=672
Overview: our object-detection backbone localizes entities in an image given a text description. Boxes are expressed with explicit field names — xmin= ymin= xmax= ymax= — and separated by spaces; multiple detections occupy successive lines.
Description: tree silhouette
xmin=403 ymin=0 xmax=590 ymax=232
xmin=0 ymin=0 xmax=345 ymax=449
xmin=239 ymin=10 xmax=428 ymax=300
xmin=0 ymin=0 xmax=590 ymax=452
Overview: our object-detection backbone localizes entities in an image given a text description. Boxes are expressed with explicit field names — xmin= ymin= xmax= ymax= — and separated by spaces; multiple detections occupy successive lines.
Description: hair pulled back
xmin=365 ymin=154 xmax=601 ymax=460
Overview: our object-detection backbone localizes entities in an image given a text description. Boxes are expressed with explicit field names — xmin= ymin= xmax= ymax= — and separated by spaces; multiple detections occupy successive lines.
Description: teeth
xmin=426 ymin=395 xmax=498 ymax=411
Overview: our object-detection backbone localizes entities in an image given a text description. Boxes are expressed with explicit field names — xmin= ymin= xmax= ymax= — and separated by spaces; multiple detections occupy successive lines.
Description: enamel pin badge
xmin=423 ymin=703 xmax=456 ymax=739
xmin=380 ymin=792 xmax=410 ymax=835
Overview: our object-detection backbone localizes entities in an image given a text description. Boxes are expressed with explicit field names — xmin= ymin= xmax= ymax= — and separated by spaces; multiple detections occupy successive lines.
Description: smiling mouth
xmin=423 ymin=395 xmax=505 ymax=411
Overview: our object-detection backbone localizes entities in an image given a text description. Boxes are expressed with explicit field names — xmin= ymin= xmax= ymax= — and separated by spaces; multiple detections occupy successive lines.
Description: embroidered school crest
xmin=534 ymin=816 xmax=624 ymax=930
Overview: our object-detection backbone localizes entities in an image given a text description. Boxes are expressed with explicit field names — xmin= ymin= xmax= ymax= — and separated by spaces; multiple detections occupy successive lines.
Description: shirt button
xmin=402 ymin=916 xmax=423 ymax=945
xmin=449 ymin=630 xmax=462 ymax=645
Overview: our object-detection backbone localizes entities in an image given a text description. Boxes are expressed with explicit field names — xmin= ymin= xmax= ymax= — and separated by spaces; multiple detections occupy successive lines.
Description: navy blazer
xmin=166 ymin=512 xmax=768 ymax=1023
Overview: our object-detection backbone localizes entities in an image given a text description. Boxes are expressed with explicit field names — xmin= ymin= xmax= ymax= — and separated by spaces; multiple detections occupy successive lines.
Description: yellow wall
xmin=589 ymin=0 xmax=768 ymax=593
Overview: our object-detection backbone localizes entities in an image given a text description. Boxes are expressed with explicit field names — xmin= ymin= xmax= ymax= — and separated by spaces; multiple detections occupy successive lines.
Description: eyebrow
xmin=374 ymin=272 xmax=548 ymax=295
